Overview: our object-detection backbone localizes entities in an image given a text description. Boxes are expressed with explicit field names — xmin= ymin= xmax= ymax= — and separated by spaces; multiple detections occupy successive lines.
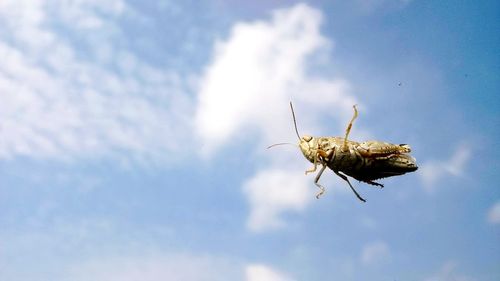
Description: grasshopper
xmin=269 ymin=102 xmax=418 ymax=202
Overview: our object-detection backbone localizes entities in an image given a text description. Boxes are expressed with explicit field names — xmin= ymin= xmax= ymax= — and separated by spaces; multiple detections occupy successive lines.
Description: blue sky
xmin=0 ymin=0 xmax=499 ymax=280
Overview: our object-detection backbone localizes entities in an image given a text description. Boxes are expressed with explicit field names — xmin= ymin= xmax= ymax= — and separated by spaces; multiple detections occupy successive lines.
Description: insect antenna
xmin=289 ymin=101 xmax=301 ymax=140
xmin=267 ymin=142 xmax=298 ymax=149
xmin=267 ymin=102 xmax=301 ymax=150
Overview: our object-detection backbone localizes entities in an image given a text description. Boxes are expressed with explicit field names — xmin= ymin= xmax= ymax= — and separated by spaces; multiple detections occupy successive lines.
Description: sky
xmin=0 ymin=0 xmax=499 ymax=280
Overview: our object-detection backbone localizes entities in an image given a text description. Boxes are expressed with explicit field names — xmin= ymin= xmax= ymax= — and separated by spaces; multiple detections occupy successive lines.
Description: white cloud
xmin=0 ymin=0 xmax=192 ymax=163
xmin=50 ymin=0 xmax=125 ymax=30
xmin=419 ymin=144 xmax=471 ymax=192
xmin=243 ymin=168 xmax=313 ymax=232
xmin=487 ymin=201 xmax=500 ymax=224
xmin=195 ymin=3 xmax=355 ymax=156
xmin=245 ymin=264 xmax=294 ymax=281
xmin=195 ymin=3 xmax=358 ymax=232
xmin=423 ymin=261 xmax=475 ymax=281
xmin=360 ymin=241 xmax=391 ymax=266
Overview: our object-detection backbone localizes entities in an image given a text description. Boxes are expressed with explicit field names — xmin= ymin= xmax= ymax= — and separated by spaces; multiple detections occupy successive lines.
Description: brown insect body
xmin=284 ymin=103 xmax=418 ymax=202
xmin=300 ymin=136 xmax=417 ymax=186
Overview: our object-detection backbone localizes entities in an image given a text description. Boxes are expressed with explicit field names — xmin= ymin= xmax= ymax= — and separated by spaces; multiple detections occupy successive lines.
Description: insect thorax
xmin=299 ymin=136 xmax=358 ymax=165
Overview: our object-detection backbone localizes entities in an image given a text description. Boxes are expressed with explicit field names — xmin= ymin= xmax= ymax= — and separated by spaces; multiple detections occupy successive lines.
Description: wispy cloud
xmin=360 ymin=241 xmax=391 ymax=266
xmin=419 ymin=144 xmax=471 ymax=192
xmin=194 ymin=3 xmax=358 ymax=232
xmin=0 ymin=0 xmax=192 ymax=163
xmin=0 ymin=217 xmax=242 ymax=281
xmin=243 ymin=168 xmax=312 ymax=232
xmin=487 ymin=201 xmax=500 ymax=224
xmin=65 ymin=253 xmax=242 ymax=281
xmin=245 ymin=264 xmax=294 ymax=281
xmin=70 ymin=259 xmax=294 ymax=281
xmin=69 ymin=257 xmax=295 ymax=281
xmin=423 ymin=261 xmax=475 ymax=281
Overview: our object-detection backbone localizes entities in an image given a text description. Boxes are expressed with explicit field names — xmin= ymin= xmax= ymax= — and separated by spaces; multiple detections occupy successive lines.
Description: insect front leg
xmin=312 ymin=148 xmax=335 ymax=199
xmin=305 ymin=149 xmax=329 ymax=175
xmin=333 ymin=171 xmax=366 ymax=202
xmin=305 ymin=156 xmax=318 ymax=175
xmin=342 ymin=105 xmax=358 ymax=151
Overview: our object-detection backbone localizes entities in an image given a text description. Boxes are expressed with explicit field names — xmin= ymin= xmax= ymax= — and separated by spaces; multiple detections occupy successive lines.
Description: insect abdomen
xmin=323 ymin=140 xmax=417 ymax=181
xmin=343 ymin=151 xmax=417 ymax=182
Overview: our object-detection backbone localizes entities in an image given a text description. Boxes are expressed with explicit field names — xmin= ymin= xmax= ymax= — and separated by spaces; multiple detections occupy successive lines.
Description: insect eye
xmin=302 ymin=135 xmax=312 ymax=142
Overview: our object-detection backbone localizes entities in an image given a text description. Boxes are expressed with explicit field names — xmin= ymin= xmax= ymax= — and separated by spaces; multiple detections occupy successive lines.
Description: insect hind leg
xmin=343 ymin=105 xmax=358 ymax=151
xmin=314 ymin=165 xmax=328 ymax=199
xmin=334 ymin=171 xmax=366 ymax=202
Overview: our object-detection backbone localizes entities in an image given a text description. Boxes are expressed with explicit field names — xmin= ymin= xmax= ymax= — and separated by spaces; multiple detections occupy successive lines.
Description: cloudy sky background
xmin=1 ymin=0 xmax=499 ymax=280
